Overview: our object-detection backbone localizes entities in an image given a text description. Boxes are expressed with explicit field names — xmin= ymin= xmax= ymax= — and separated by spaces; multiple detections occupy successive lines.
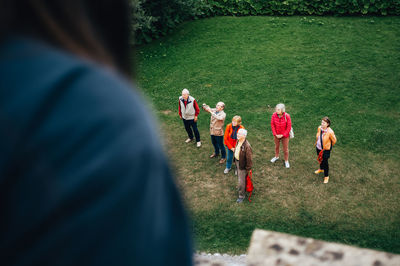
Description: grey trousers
xmin=235 ymin=160 xmax=246 ymax=199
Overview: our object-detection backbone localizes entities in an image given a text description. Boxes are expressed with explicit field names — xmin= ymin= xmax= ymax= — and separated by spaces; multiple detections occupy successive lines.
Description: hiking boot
xmin=236 ymin=198 xmax=244 ymax=203
xmin=219 ymin=158 xmax=226 ymax=164
xmin=314 ymin=169 xmax=324 ymax=174
xmin=270 ymin=157 xmax=279 ymax=163
xmin=324 ymin=176 xmax=329 ymax=184
xmin=196 ymin=141 xmax=201 ymax=148
xmin=210 ymin=153 xmax=218 ymax=158
xmin=185 ymin=138 xmax=192 ymax=143
xmin=285 ymin=161 xmax=290 ymax=168
xmin=224 ymin=168 xmax=231 ymax=174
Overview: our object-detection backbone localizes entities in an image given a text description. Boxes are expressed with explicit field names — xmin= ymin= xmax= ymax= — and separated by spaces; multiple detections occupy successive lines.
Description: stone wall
xmin=247 ymin=229 xmax=400 ymax=266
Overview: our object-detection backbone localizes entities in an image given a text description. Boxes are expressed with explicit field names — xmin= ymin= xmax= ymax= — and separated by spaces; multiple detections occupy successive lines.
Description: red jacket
xmin=270 ymin=112 xmax=291 ymax=138
xmin=224 ymin=123 xmax=244 ymax=150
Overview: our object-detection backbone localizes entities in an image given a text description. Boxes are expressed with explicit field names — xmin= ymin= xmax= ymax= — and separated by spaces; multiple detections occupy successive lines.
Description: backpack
xmin=284 ymin=113 xmax=294 ymax=138
xmin=246 ymin=170 xmax=254 ymax=202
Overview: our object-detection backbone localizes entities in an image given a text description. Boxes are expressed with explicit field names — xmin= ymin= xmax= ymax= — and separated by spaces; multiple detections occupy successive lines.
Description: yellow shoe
xmin=323 ymin=176 xmax=329 ymax=183
xmin=314 ymin=169 xmax=324 ymax=174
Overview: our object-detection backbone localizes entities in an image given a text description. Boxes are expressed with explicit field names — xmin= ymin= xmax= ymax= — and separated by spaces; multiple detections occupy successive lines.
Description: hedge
xmin=131 ymin=0 xmax=400 ymax=44
xmin=201 ymin=0 xmax=400 ymax=16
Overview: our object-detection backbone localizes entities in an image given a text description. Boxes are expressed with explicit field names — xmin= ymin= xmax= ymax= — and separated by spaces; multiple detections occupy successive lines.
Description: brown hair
xmin=0 ymin=0 xmax=132 ymax=75
xmin=322 ymin=116 xmax=331 ymax=127
xmin=232 ymin=115 xmax=242 ymax=125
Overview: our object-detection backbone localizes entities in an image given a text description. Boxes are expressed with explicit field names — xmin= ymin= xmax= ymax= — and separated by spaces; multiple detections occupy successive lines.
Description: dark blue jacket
xmin=0 ymin=37 xmax=192 ymax=266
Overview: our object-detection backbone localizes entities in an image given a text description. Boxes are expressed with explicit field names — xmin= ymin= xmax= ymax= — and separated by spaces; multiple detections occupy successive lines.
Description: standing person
xmin=315 ymin=117 xmax=337 ymax=184
xmin=234 ymin=129 xmax=252 ymax=203
xmin=178 ymin=88 xmax=201 ymax=147
xmin=223 ymin=116 xmax=244 ymax=174
xmin=270 ymin=103 xmax=292 ymax=168
xmin=203 ymin=102 xmax=226 ymax=164
xmin=0 ymin=1 xmax=192 ymax=265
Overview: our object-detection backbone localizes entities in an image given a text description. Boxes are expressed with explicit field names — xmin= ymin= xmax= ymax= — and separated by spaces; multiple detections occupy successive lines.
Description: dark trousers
xmin=316 ymin=148 xmax=330 ymax=177
xmin=211 ymin=135 xmax=226 ymax=158
xmin=182 ymin=119 xmax=200 ymax=142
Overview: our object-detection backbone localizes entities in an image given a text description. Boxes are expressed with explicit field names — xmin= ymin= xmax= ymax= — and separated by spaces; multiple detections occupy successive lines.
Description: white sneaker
xmin=224 ymin=168 xmax=230 ymax=174
xmin=185 ymin=138 xmax=192 ymax=143
xmin=270 ymin=157 xmax=279 ymax=163
xmin=285 ymin=161 xmax=290 ymax=168
xmin=196 ymin=141 xmax=201 ymax=147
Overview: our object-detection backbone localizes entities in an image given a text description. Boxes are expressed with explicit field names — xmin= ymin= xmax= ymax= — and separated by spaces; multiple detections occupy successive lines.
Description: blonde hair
xmin=232 ymin=115 xmax=242 ymax=125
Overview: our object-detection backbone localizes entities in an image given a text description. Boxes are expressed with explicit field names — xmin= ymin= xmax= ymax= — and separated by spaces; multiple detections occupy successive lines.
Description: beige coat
xmin=203 ymin=105 xmax=226 ymax=136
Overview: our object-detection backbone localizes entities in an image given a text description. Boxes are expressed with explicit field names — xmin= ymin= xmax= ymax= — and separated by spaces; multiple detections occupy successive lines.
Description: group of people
xmin=178 ymin=89 xmax=337 ymax=202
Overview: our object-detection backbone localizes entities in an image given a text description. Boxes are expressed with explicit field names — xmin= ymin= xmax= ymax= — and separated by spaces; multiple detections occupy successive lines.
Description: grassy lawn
xmin=136 ymin=16 xmax=400 ymax=254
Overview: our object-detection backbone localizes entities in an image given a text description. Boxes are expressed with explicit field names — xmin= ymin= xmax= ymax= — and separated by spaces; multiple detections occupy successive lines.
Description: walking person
xmin=270 ymin=103 xmax=292 ymax=168
xmin=202 ymin=102 xmax=226 ymax=164
xmin=179 ymin=88 xmax=201 ymax=147
xmin=223 ymin=116 xmax=244 ymax=174
xmin=234 ymin=129 xmax=252 ymax=203
xmin=315 ymin=117 xmax=337 ymax=184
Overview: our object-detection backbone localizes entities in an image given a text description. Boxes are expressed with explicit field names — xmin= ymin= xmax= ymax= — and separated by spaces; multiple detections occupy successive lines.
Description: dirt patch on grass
xmin=161 ymin=109 xmax=173 ymax=115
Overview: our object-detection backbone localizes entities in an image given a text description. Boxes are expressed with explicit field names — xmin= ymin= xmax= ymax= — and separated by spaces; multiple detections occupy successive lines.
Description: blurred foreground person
xmin=0 ymin=1 xmax=192 ymax=265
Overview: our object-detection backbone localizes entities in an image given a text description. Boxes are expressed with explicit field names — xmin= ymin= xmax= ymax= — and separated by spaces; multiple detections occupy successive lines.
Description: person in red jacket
xmin=223 ymin=116 xmax=244 ymax=174
xmin=270 ymin=103 xmax=292 ymax=168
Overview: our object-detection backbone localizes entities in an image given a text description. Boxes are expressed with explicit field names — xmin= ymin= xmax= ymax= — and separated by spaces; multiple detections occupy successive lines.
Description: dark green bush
xmin=201 ymin=0 xmax=400 ymax=16
xmin=130 ymin=0 xmax=205 ymax=44
xmin=131 ymin=0 xmax=400 ymax=44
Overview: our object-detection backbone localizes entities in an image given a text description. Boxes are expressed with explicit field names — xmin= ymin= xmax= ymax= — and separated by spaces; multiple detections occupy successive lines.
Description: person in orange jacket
xmin=315 ymin=117 xmax=337 ymax=183
xmin=223 ymin=116 xmax=244 ymax=174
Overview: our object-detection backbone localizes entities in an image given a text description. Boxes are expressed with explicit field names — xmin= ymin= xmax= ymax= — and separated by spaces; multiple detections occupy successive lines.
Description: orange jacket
xmin=224 ymin=123 xmax=244 ymax=150
xmin=315 ymin=126 xmax=337 ymax=150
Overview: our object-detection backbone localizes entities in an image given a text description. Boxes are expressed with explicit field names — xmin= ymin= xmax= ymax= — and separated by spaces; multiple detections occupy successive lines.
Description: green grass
xmin=136 ymin=16 xmax=400 ymax=254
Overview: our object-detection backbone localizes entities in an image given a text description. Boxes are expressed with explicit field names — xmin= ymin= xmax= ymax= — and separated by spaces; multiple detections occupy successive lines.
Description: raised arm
xmin=211 ymin=110 xmax=226 ymax=121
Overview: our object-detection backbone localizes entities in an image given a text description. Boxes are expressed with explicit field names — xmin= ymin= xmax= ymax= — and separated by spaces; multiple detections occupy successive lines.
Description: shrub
xmin=200 ymin=0 xmax=400 ymax=17
xmin=130 ymin=0 xmax=400 ymax=44
xmin=130 ymin=0 xmax=204 ymax=44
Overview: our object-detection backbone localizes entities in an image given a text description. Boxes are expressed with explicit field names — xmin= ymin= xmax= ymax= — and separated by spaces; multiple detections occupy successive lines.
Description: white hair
xmin=217 ymin=101 xmax=225 ymax=109
xmin=276 ymin=103 xmax=285 ymax=112
xmin=182 ymin=88 xmax=190 ymax=95
xmin=237 ymin=128 xmax=247 ymax=137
